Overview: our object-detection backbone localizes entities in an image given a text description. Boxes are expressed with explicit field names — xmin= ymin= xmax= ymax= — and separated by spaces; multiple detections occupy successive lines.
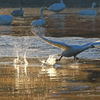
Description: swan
xmin=0 ymin=15 xmax=13 ymax=25
xmin=11 ymin=8 xmax=24 ymax=17
xmin=79 ymin=2 xmax=97 ymax=16
xmin=31 ymin=7 xmax=46 ymax=27
xmin=47 ymin=0 xmax=66 ymax=12
xmin=32 ymin=31 xmax=100 ymax=61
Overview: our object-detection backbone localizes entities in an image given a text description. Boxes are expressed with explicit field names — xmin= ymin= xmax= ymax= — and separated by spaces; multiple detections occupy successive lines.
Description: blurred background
xmin=0 ymin=0 xmax=100 ymax=8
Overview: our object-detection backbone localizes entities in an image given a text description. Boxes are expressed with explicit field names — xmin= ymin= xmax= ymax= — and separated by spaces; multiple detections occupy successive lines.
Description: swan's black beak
xmin=91 ymin=45 xmax=95 ymax=48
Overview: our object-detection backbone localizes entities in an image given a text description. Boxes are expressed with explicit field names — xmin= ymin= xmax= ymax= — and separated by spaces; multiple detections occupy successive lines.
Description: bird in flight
xmin=32 ymin=30 xmax=100 ymax=61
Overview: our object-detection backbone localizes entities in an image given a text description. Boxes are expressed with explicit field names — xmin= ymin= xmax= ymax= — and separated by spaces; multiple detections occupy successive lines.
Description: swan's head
xmin=40 ymin=7 xmax=48 ymax=11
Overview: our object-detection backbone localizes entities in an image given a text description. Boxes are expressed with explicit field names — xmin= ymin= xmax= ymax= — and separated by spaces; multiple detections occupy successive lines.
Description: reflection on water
xmin=48 ymin=14 xmax=66 ymax=29
xmin=14 ymin=65 xmax=31 ymax=95
xmin=0 ymin=61 xmax=100 ymax=99
xmin=41 ymin=66 xmax=57 ymax=78
xmin=0 ymin=26 xmax=12 ymax=34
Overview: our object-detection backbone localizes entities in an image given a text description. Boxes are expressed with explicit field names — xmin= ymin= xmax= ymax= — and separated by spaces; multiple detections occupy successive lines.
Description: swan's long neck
xmin=60 ymin=0 xmax=64 ymax=3
xmin=40 ymin=8 xmax=44 ymax=18
xmin=20 ymin=8 xmax=23 ymax=10
xmin=91 ymin=2 xmax=96 ymax=8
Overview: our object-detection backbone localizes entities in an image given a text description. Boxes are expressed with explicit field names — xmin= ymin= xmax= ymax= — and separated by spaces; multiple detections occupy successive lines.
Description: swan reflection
xmin=13 ymin=50 xmax=32 ymax=95
xmin=41 ymin=66 xmax=57 ymax=78
xmin=14 ymin=62 xmax=32 ymax=94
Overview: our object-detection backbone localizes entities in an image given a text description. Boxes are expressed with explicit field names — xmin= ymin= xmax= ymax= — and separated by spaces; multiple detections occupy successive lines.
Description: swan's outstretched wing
xmin=32 ymin=30 xmax=71 ymax=50
xmin=40 ymin=36 xmax=71 ymax=50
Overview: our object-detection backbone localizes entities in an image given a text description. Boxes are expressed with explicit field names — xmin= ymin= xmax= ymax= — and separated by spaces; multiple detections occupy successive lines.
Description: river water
xmin=0 ymin=9 xmax=100 ymax=100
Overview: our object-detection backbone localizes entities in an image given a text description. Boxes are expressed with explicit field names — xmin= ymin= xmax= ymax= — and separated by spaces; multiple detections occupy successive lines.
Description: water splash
xmin=14 ymin=51 xmax=29 ymax=93
xmin=40 ymin=54 xmax=57 ymax=66
xmin=14 ymin=50 xmax=28 ymax=65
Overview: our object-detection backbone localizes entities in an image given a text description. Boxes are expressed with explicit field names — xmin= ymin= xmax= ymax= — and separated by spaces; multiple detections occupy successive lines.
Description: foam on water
xmin=40 ymin=54 xmax=57 ymax=66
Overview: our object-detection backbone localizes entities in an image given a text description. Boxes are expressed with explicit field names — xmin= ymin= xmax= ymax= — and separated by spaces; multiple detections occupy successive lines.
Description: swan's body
xmin=47 ymin=0 xmax=66 ymax=12
xmin=31 ymin=7 xmax=46 ymax=27
xmin=79 ymin=2 xmax=97 ymax=16
xmin=11 ymin=8 xmax=24 ymax=17
xmin=0 ymin=15 xmax=13 ymax=25
xmin=79 ymin=9 xmax=96 ymax=16
xmin=32 ymin=31 xmax=100 ymax=61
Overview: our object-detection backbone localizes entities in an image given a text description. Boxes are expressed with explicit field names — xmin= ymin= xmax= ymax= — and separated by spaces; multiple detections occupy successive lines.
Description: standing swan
xmin=79 ymin=2 xmax=97 ymax=16
xmin=11 ymin=8 xmax=24 ymax=17
xmin=31 ymin=7 xmax=46 ymax=27
xmin=0 ymin=15 xmax=13 ymax=25
xmin=32 ymin=31 xmax=100 ymax=61
xmin=47 ymin=0 xmax=66 ymax=12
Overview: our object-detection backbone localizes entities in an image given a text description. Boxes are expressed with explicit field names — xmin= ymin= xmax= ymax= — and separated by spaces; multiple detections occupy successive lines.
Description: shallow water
xmin=0 ymin=9 xmax=100 ymax=99
xmin=0 ymin=60 xmax=100 ymax=100
xmin=0 ymin=35 xmax=100 ymax=100
xmin=0 ymin=35 xmax=100 ymax=59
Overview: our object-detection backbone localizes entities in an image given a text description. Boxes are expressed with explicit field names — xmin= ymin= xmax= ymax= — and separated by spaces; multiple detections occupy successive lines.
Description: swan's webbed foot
xmin=74 ymin=56 xmax=79 ymax=61
xmin=56 ymin=56 xmax=63 ymax=61
xmin=91 ymin=45 xmax=95 ymax=48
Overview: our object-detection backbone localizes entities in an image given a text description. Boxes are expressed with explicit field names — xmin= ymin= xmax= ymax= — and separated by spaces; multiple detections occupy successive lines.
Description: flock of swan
xmin=0 ymin=7 xmax=24 ymax=25
xmin=0 ymin=0 xmax=97 ymax=26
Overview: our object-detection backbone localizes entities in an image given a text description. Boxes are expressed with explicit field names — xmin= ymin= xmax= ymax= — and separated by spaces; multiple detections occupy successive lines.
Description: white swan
xmin=11 ymin=8 xmax=24 ymax=17
xmin=31 ymin=7 xmax=46 ymax=27
xmin=47 ymin=0 xmax=66 ymax=12
xmin=0 ymin=15 xmax=13 ymax=25
xmin=79 ymin=2 xmax=97 ymax=16
xmin=32 ymin=31 xmax=100 ymax=61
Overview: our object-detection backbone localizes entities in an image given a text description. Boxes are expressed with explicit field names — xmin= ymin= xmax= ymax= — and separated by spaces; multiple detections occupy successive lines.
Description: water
xmin=0 ymin=62 xmax=100 ymax=100
xmin=0 ymin=8 xmax=100 ymax=99
xmin=0 ymin=35 xmax=100 ymax=59
xmin=0 ymin=35 xmax=100 ymax=99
